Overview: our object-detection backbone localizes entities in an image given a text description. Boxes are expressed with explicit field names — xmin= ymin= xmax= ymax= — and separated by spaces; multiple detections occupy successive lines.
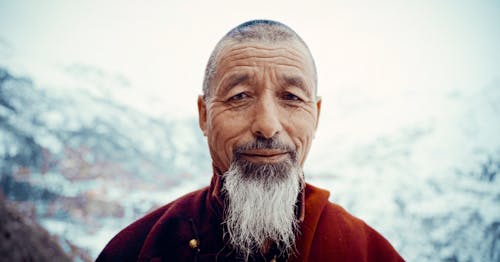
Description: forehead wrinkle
xmin=220 ymin=54 xmax=309 ymax=76
xmin=217 ymin=60 xmax=307 ymax=83
xmin=225 ymin=44 xmax=307 ymax=58
xmin=222 ymin=51 xmax=306 ymax=67
xmin=219 ymin=52 xmax=305 ymax=70
xmin=224 ymin=62 xmax=307 ymax=76
xmin=222 ymin=44 xmax=298 ymax=54
xmin=219 ymin=44 xmax=309 ymax=67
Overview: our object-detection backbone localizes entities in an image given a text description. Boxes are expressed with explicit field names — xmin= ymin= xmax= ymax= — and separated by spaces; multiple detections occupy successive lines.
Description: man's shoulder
xmin=119 ymin=186 xmax=210 ymax=235
xmin=96 ymin=186 xmax=210 ymax=261
xmin=304 ymin=183 xmax=365 ymax=231
xmin=303 ymin=183 xmax=404 ymax=261
xmin=304 ymin=183 xmax=373 ymax=229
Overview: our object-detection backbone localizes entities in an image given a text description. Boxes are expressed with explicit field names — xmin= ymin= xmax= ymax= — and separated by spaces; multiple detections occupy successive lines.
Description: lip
xmin=240 ymin=149 xmax=289 ymax=162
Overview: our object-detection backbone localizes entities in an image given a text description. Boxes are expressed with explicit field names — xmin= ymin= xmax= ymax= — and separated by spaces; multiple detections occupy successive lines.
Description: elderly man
xmin=97 ymin=20 xmax=404 ymax=261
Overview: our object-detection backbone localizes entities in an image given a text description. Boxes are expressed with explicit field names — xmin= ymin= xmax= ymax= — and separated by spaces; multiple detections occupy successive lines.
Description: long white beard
xmin=221 ymin=159 xmax=303 ymax=260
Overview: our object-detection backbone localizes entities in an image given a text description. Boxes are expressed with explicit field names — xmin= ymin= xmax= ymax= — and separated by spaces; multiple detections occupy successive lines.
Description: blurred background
xmin=0 ymin=0 xmax=499 ymax=261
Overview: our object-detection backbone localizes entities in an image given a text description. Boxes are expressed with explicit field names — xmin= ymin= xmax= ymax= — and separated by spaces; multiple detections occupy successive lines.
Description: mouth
xmin=239 ymin=149 xmax=290 ymax=163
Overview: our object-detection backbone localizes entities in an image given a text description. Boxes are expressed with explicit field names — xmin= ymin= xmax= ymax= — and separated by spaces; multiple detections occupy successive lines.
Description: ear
xmin=314 ymin=96 xmax=322 ymax=135
xmin=197 ymin=95 xmax=208 ymax=136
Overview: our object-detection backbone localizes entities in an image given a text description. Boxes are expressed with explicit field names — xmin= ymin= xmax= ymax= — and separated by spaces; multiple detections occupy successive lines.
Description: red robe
xmin=97 ymin=175 xmax=404 ymax=261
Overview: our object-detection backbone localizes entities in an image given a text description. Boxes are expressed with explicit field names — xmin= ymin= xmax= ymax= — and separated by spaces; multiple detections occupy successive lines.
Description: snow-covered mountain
xmin=1 ymin=66 xmax=499 ymax=261
xmin=0 ymin=67 xmax=211 ymax=258
xmin=306 ymin=79 xmax=500 ymax=261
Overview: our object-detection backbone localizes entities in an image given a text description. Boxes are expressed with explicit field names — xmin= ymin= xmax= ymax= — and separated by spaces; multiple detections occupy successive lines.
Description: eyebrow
xmin=218 ymin=73 xmax=250 ymax=95
xmin=281 ymin=75 xmax=311 ymax=97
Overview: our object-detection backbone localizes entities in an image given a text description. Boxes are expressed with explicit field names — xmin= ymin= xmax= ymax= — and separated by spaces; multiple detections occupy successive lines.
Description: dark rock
xmin=0 ymin=195 xmax=71 ymax=262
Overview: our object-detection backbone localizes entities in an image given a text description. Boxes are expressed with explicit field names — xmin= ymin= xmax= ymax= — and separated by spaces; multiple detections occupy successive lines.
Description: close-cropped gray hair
xmin=202 ymin=20 xmax=318 ymax=100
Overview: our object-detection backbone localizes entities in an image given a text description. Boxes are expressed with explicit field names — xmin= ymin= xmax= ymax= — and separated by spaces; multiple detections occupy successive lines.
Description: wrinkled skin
xmin=198 ymin=40 xmax=321 ymax=173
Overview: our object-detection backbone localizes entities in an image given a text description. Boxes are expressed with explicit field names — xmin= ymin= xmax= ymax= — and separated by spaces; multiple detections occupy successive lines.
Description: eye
xmin=228 ymin=92 xmax=249 ymax=101
xmin=282 ymin=92 xmax=302 ymax=102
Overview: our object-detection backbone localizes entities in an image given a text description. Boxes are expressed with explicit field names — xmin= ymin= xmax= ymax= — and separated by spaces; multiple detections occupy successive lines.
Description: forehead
xmin=213 ymin=41 xmax=315 ymax=91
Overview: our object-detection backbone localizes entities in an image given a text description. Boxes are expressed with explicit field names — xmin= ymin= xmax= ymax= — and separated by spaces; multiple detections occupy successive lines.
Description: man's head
xmin=197 ymin=20 xmax=321 ymax=259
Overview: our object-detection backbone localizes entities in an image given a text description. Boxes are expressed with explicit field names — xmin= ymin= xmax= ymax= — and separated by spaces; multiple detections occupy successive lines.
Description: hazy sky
xmin=1 ymin=0 xmax=499 ymax=156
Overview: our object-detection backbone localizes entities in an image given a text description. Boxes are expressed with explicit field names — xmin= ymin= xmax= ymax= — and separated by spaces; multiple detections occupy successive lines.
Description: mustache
xmin=234 ymin=137 xmax=297 ymax=162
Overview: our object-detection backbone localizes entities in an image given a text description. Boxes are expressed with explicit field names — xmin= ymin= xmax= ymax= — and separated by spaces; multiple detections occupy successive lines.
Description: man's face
xmin=198 ymin=40 xmax=321 ymax=173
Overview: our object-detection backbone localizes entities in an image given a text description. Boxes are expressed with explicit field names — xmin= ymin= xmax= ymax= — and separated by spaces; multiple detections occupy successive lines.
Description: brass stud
xmin=189 ymin=239 xmax=199 ymax=249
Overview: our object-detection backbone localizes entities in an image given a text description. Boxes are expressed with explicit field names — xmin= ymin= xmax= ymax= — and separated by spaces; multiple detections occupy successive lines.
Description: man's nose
xmin=250 ymin=97 xmax=282 ymax=139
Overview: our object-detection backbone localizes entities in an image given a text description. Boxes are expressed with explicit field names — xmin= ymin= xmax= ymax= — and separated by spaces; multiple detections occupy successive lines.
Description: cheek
xmin=208 ymin=111 xmax=250 ymax=170
xmin=285 ymin=110 xmax=317 ymax=164
xmin=294 ymin=129 xmax=315 ymax=165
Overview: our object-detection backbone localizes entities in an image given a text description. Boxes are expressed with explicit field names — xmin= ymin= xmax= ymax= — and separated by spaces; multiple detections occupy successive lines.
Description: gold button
xmin=189 ymin=239 xmax=199 ymax=249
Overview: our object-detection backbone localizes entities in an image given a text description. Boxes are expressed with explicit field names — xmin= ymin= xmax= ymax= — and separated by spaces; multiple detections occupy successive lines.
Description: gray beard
xmin=221 ymin=158 xmax=303 ymax=260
